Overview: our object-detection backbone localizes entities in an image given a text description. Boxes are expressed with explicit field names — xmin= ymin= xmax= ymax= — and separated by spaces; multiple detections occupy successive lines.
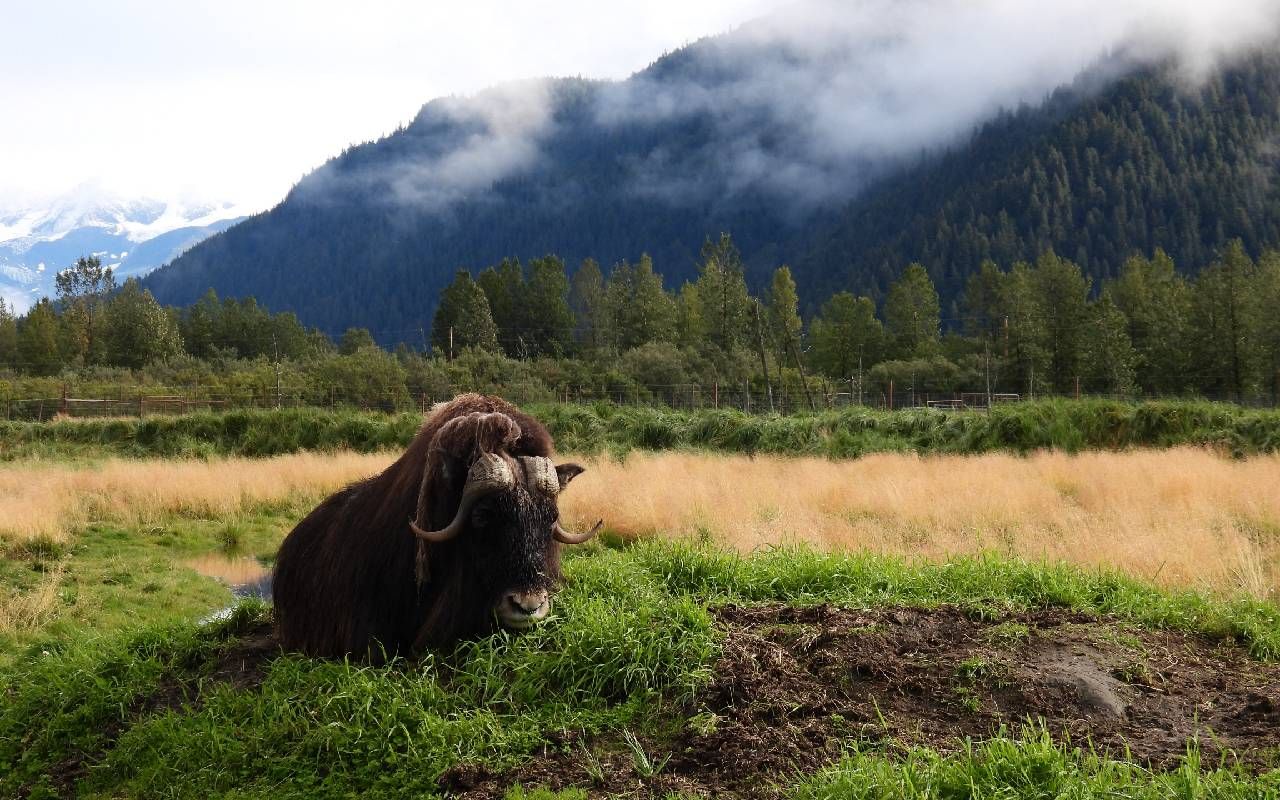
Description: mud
xmin=445 ymin=604 xmax=1280 ymax=798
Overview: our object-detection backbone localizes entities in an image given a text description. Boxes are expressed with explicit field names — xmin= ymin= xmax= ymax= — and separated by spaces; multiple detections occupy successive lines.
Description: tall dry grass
xmin=0 ymin=453 xmax=392 ymax=546
xmin=560 ymin=449 xmax=1280 ymax=600
xmin=4 ymin=448 xmax=1278 ymax=601
xmin=0 ymin=564 xmax=64 ymax=635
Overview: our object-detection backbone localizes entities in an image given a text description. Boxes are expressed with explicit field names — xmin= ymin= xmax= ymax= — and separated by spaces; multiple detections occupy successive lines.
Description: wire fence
xmin=1 ymin=380 xmax=1274 ymax=423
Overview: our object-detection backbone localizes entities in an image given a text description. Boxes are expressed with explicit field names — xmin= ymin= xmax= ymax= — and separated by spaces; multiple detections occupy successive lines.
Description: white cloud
xmin=3 ymin=0 xmax=1275 ymax=216
xmin=593 ymin=0 xmax=1280 ymax=206
xmin=0 ymin=1 xmax=784 ymax=210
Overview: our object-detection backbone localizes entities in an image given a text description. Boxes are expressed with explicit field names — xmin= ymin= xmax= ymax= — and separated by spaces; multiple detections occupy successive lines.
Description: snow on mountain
xmin=0 ymin=187 xmax=251 ymax=311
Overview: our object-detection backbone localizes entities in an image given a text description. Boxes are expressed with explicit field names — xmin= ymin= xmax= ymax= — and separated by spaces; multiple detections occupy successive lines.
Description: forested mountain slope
xmin=802 ymin=53 xmax=1280 ymax=311
xmin=145 ymin=38 xmax=1280 ymax=338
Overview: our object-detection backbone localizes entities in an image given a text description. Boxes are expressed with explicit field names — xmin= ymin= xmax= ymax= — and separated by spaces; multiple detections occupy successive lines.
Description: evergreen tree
xmin=1031 ymin=252 xmax=1091 ymax=393
xmin=271 ymin=312 xmax=314 ymax=359
xmin=694 ymin=233 xmax=752 ymax=353
xmin=999 ymin=261 xmax=1051 ymax=397
xmin=18 ymin=298 xmax=63 ymax=376
xmin=339 ymin=327 xmax=377 ymax=354
xmin=217 ymin=297 xmax=273 ymax=358
xmin=674 ymin=281 xmax=704 ymax=349
xmin=962 ymin=260 xmax=1006 ymax=342
xmin=103 ymin=278 xmax=183 ymax=368
xmin=0 ymin=299 xmax=17 ymax=369
xmin=1249 ymin=250 xmax=1280 ymax=403
xmin=523 ymin=255 xmax=575 ymax=357
xmin=55 ymin=255 xmax=117 ymax=365
xmin=1083 ymin=291 xmax=1138 ymax=395
xmin=1108 ymin=250 xmax=1192 ymax=394
xmin=883 ymin=263 xmax=941 ymax=360
xmin=1190 ymin=240 xmax=1256 ymax=400
xmin=808 ymin=292 xmax=884 ymax=381
xmin=431 ymin=271 xmax=499 ymax=356
xmin=569 ymin=258 xmax=608 ymax=351
xmin=607 ymin=255 xmax=677 ymax=350
xmin=182 ymin=289 xmax=221 ymax=358
xmin=476 ymin=258 xmax=525 ymax=356
xmin=766 ymin=266 xmax=802 ymax=368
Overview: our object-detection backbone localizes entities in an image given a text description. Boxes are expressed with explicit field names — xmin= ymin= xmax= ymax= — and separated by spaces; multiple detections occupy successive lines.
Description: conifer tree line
xmin=3 ymin=236 xmax=1280 ymax=409
xmin=427 ymin=235 xmax=1280 ymax=403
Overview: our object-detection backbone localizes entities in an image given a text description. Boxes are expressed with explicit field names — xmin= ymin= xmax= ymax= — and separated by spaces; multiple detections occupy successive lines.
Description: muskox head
xmin=408 ymin=410 xmax=601 ymax=635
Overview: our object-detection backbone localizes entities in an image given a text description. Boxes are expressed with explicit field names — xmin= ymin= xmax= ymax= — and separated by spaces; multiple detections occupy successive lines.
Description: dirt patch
xmin=445 ymin=604 xmax=1280 ymax=799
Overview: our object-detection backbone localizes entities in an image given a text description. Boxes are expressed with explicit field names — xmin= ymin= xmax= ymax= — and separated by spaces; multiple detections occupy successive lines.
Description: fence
xmin=1 ymin=380 xmax=1273 ymax=423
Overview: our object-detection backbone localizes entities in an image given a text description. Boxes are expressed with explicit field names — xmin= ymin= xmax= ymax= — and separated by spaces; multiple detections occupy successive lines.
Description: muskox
xmin=271 ymin=394 xmax=602 ymax=659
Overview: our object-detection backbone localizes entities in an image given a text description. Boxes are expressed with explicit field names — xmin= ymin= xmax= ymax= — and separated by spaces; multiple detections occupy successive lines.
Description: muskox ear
xmin=555 ymin=463 xmax=585 ymax=492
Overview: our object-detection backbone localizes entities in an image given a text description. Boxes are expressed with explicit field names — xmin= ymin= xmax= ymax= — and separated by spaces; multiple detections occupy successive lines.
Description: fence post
xmin=60 ymin=384 xmax=68 ymax=415
xmin=888 ymin=380 xmax=894 ymax=411
xmin=139 ymin=394 xmax=145 ymax=418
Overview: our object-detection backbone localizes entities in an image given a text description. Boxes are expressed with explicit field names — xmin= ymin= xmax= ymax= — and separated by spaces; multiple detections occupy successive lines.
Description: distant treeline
xmin=1 ymin=234 xmax=1279 ymax=408
xmin=2 ymin=400 xmax=1279 ymax=461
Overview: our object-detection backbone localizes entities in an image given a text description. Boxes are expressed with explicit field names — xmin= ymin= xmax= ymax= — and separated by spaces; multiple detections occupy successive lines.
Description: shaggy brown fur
xmin=272 ymin=394 xmax=566 ymax=659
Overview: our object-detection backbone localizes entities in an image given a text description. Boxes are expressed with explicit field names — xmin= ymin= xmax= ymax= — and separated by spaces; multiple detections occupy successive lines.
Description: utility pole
xmin=273 ymin=333 xmax=282 ymax=409
xmin=753 ymin=300 xmax=775 ymax=413
xmin=786 ymin=333 xmax=817 ymax=412
xmin=448 ymin=326 xmax=454 ymax=361
xmin=984 ymin=341 xmax=992 ymax=409
xmin=858 ymin=346 xmax=864 ymax=406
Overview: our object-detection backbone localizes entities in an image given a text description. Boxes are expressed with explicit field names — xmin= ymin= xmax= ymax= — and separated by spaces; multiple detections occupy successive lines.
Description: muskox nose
xmin=498 ymin=589 xmax=551 ymax=629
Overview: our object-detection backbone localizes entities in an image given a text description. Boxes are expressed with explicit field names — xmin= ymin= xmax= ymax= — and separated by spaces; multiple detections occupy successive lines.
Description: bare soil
xmin=443 ymin=604 xmax=1280 ymax=799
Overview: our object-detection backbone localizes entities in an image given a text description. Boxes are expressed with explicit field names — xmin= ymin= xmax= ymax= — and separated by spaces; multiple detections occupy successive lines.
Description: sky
xmin=0 ymin=0 xmax=784 ymax=211
xmin=3 ymin=0 xmax=1277 ymax=215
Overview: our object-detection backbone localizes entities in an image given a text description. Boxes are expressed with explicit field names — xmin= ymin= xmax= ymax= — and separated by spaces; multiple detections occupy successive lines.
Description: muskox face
xmin=410 ymin=440 xmax=601 ymax=638
xmin=468 ymin=461 xmax=587 ymax=630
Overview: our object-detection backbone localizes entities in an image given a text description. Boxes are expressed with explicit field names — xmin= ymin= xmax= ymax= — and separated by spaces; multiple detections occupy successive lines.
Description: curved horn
xmin=553 ymin=518 xmax=603 ymax=545
xmin=410 ymin=452 xmax=515 ymax=542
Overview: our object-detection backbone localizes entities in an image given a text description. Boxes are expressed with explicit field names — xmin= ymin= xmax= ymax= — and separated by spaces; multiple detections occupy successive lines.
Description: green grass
xmin=3 ymin=530 xmax=1280 ymax=798
xmin=0 ymin=504 xmax=298 ymax=666
xmin=792 ymin=728 xmax=1280 ymax=799
xmin=3 ymin=398 xmax=1280 ymax=461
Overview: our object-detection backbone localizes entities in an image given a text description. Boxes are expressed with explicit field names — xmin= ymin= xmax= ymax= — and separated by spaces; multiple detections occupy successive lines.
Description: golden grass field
xmin=0 ymin=453 xmax=390 ymax=546
xmin=2 ymin=448 xmax=1278 ymax=601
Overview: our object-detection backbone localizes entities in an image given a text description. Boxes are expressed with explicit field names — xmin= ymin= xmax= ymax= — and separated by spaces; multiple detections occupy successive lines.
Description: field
xmin=3 ymin=403 xmax=1280 ymax=797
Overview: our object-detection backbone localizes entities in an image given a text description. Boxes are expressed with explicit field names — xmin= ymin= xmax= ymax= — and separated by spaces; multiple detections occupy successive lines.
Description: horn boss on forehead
xmin=519 ymin=456 xmax=560 ymax=496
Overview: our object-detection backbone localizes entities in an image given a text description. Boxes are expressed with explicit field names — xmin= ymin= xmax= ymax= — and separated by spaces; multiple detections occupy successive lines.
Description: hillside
xmin=800 ymin=52 xmax=1280 ymax=310
xmin=144 ymin=39 xmax=1280 ymax=339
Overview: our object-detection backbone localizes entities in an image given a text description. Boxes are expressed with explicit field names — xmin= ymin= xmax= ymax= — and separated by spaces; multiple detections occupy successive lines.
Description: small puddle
xmin=186 ymin=554 xmax=273 ymax=601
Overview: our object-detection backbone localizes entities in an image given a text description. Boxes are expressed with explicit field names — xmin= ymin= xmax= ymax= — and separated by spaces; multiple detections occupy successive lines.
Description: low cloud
xmin=302 ymin=0 xmax=1280 ymax=214
xmin=594 ymin=0 xmax=1280 ymax=207
xmin=297 ymin=79 xmax=556 ymax=212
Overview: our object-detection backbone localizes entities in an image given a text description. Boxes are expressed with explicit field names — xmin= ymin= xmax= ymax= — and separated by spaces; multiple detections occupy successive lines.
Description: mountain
xmin=0 ymin=189 xmax=248 ymax=310
xmin=796 ymin=53 xmax=1280 ymax=312
xmin=143 ymin=22 xmax=1280 ymax=340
